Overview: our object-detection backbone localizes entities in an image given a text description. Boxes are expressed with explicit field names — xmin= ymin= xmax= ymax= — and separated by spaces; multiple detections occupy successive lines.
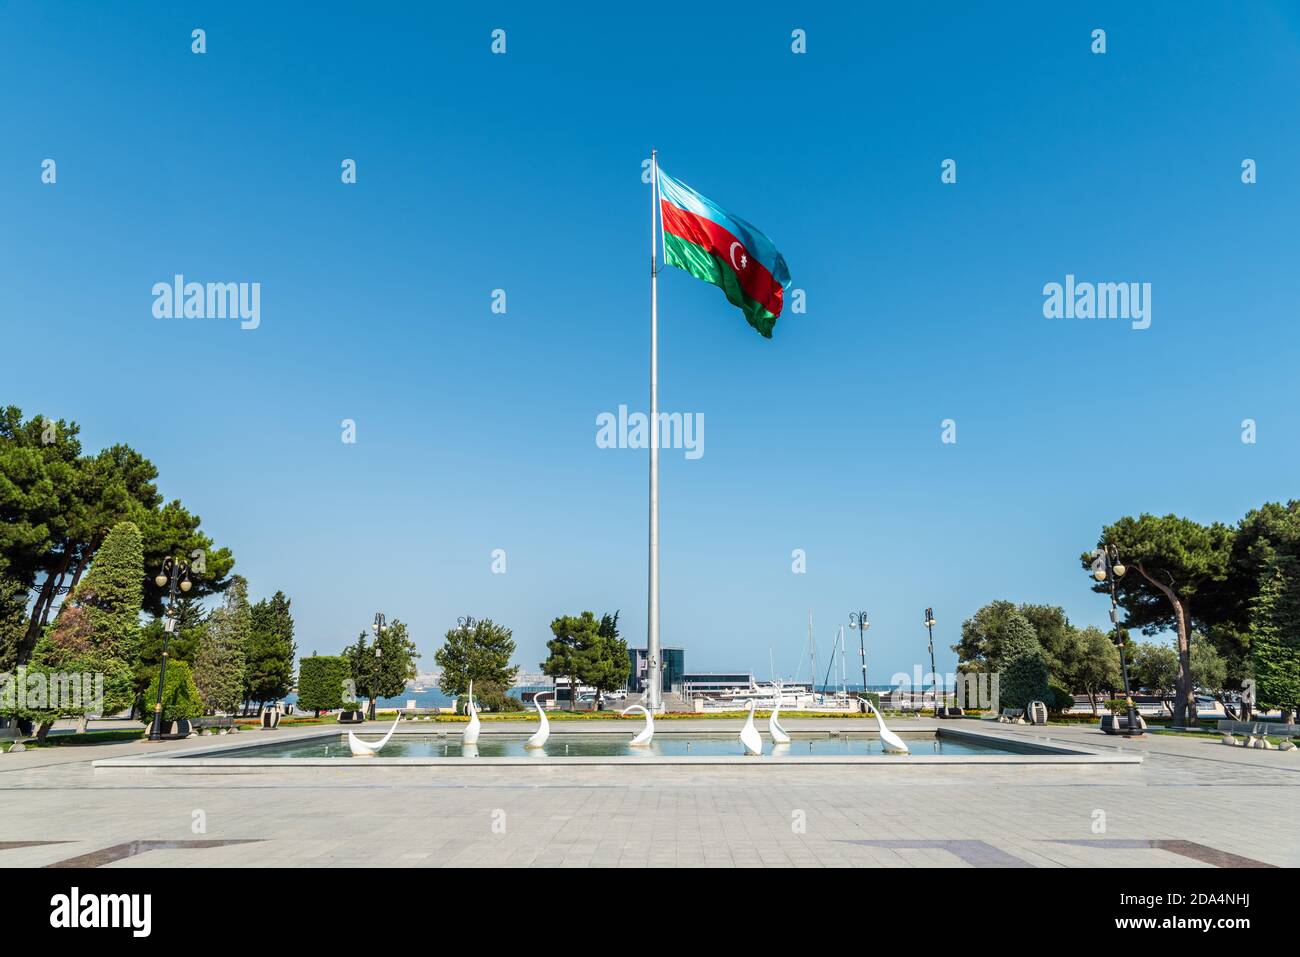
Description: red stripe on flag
xmin=660 ymin=199 xmax=784 ymax=317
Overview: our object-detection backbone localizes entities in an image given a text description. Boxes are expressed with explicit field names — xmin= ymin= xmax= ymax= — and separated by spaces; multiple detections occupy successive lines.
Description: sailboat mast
xmin=839 ymin=626 xmax=847 ymax=695
xmin=807 ymin=610 xmax=817 ymax=696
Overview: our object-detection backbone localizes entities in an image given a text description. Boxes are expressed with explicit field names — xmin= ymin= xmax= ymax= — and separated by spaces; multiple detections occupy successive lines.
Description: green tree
xmin=49 ymin=521 xmax=145 ymax=661
xmin=346 ymin=620 xmax=419 ymax=719
xmin=0 ymin=639 xmax=62 ymax=738
xmin=435 ymin=616 xmax=519 ymax=701
xmin=0 ymin=407 xmax=235 ymax=665
xmin=543 ymin=611 xmax=602 ymax=710
xmin=952 ymin=600 xmax=1019 ymax=673
xmin=1190 ymin=630 xmax=1228 ymax=696
xmin=7 ymin=632 xmax=136 ymax=740
xmin=21 ymin=442 xmax=158 ymax=662
xmin=243 ymin=591 xmax=296 ymax=707
xmin=296 ymin=655 xmax=351 ymax=716
xmin=540 ymin=611 xmax=630 ymax=710
xmin=470 ymin=682 xmax=525 ymax=712
xmin=0 ymin=407 xmax=82 ymax=665
xmin=0 ymin=576 xmax=30 ymax=673
xmin=195 ymin=576 xmax=250 ymax=714
xmin=1017 ymin=604 xmax=1079 ymax=679
xmin=586 ymin=611 xmax=630 ymax=709
xmin=32 ymin=521 xmax=145 ymax=734
xmin=996 ymin=613 xmax=1050 ymax=710
xmin=144 ymin=659 xmax=203 ymax=724
xmin=1085 ymin=514 xmax=1235 ymax=725
xmin=1131 ymin=641 xmax=1179 ymax=712
xmin=132 ymin=596 xmax=206 ymax=712
xmin=1248 ymin=555 xmax=1300 ymax=721
xmin=136 ymin=499 xmax=235 ymax=618
xmin=954 ymin=601 xmax=1081 ymax=688
xmin=1072 ymin=626 xmax=1122 ymax=714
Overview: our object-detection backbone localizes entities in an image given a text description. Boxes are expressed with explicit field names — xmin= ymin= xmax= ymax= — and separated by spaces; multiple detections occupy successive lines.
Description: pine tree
xmin=435 ymin=616 xmax=518 ymax=698
xmin=244 ymin=591 xmax=296 ymax=706
xmin=585 ymin=611 xmax=630 ymax=708
xmin=133 ymin=604 xmax=206 ymax=713
xmin=544 ymin=612 xmax=601 ymax=710
xmin=53 ymin=520 xmax=144 ymax=662
xmin=144 ymin=659 xmax=203 ymax=723
xmin=345 ymin=620 xmax=419 ymax=719
xmin=1249 ymin=555 xmax=1300 ymax=720
xmin=30 ymin=521 xmax=145 ymax=729
xmin=997 ymin=613 xmax=1051 ymax=710
xmin=0 ymin=577 xmax=28 ymax=672
xmin=195 ymin=576 xmax=249 ymax=714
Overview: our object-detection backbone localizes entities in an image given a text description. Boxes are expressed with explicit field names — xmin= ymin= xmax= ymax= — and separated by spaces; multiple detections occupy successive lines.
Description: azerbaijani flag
xmin=658 ymin=168 xmax=792 ymax=338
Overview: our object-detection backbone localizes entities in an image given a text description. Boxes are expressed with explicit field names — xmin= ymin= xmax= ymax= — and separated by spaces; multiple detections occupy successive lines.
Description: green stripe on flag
xmin=664 ymin=232 xmax=779 ymax=338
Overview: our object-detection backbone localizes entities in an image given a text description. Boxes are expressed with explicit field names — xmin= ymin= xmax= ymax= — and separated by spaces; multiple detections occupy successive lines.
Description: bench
xmin=997 ymin=708 xmax=1026 ymax=724
xmin=1217 ymin=719 xmax=1299 ymax=737
xmin=191 ymin=716 xmax=233 ymax=734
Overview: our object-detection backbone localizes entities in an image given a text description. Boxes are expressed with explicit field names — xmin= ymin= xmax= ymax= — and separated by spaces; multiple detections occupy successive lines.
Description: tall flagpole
xmin=647 ymin=149 xmax=662 ymax=712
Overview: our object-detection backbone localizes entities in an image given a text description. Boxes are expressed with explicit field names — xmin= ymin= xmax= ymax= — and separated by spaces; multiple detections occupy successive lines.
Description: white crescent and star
xmin=729 ymin=241 xmax=749 ymax=272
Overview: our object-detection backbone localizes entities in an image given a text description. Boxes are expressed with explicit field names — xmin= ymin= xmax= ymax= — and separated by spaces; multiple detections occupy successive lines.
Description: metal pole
xmin=859 ymin=624 xmax=867 ymax=699
xmin=149 ymin=564 xmax=179 ymax=742
xmin=1110 ymin=568 xmax=1139 ymax=736
xmin=850 ymin=613 xmax=869 ymax=709
xmin=840 ymin=627 xmax=846 ymax=696
xmin=820 ymin=630 xmax=839 ymax=698
xmin=371 ymin=612 xmax=385 ymax=721
xmin=646 ymin=148 xmax=662 ymax=713
xmin=808 ymin=609 xmax=817 ymax=700
xmin=926 ymin=608 xmax=939 ymax=713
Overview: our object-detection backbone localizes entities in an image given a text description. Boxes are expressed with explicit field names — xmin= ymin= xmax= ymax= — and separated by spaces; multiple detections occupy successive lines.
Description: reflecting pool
xmin=218 ymin=732 xmax=1020 ymax=759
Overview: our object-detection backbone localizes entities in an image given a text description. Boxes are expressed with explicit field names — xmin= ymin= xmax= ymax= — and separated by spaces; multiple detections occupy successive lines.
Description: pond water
xmin=218 ymin=732 xmax=1020 ymax=759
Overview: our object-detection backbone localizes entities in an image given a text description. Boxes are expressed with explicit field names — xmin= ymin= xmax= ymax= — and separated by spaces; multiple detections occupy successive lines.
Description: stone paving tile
xmin=3 ymin=720 xmax=1298 ymax=868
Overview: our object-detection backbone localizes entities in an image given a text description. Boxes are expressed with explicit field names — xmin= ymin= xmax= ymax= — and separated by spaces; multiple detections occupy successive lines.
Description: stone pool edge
xmin=92 ymin=726 xmax=1143 ymax=769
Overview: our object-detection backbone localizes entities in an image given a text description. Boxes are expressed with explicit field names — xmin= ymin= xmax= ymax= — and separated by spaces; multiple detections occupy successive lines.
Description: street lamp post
xmin=925 ymin=608 xmax=940 ymax=715
xmin=149 ymin=557 xmax=192 ymax=741
xmin=368 ymin=612 xmax=386 ymax=720
xmin=1092 ymin=545 xmax=1142 ymax=737
xmin=849 ymin=611 xmax=870 ymax=711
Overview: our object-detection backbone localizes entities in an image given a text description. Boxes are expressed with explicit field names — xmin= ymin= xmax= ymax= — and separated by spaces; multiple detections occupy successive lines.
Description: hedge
xmin=296 ymin=656 xmax=352 ymax=714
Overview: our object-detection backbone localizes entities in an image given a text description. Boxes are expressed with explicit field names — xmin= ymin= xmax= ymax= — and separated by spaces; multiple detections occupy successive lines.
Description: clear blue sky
xmin=4 ymin=2 xmax=1299 ymax=685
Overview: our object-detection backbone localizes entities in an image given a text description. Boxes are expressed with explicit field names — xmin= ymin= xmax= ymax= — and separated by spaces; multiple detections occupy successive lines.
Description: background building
xmin=627 ymin=646 xmax=684 ymax=694
xmin=682 ymin=672 xmax=754 ymax=699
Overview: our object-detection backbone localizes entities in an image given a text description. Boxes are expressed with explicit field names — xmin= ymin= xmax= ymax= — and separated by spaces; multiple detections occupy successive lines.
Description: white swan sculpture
xmin=348 ymin=710 xmax=402 ymax=757
xmin=866 ymin=700 xmax=909 ymax=754
xmin=768 ymin=687 xmax=791 ymax=744
xmin=463 ymin=680 xmax=481 ymax=745
xmin=739 ymin=699 xmax=763 ymax=756
xmin=525 ymin=691 xmax=552 ymax=749
xmin=621 ymin=704 xmax=654 ymax=747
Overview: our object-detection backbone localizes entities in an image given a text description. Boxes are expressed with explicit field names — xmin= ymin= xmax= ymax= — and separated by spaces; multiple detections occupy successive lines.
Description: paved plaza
xmin=1 ymin=719 xmax=1296 ymax=868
